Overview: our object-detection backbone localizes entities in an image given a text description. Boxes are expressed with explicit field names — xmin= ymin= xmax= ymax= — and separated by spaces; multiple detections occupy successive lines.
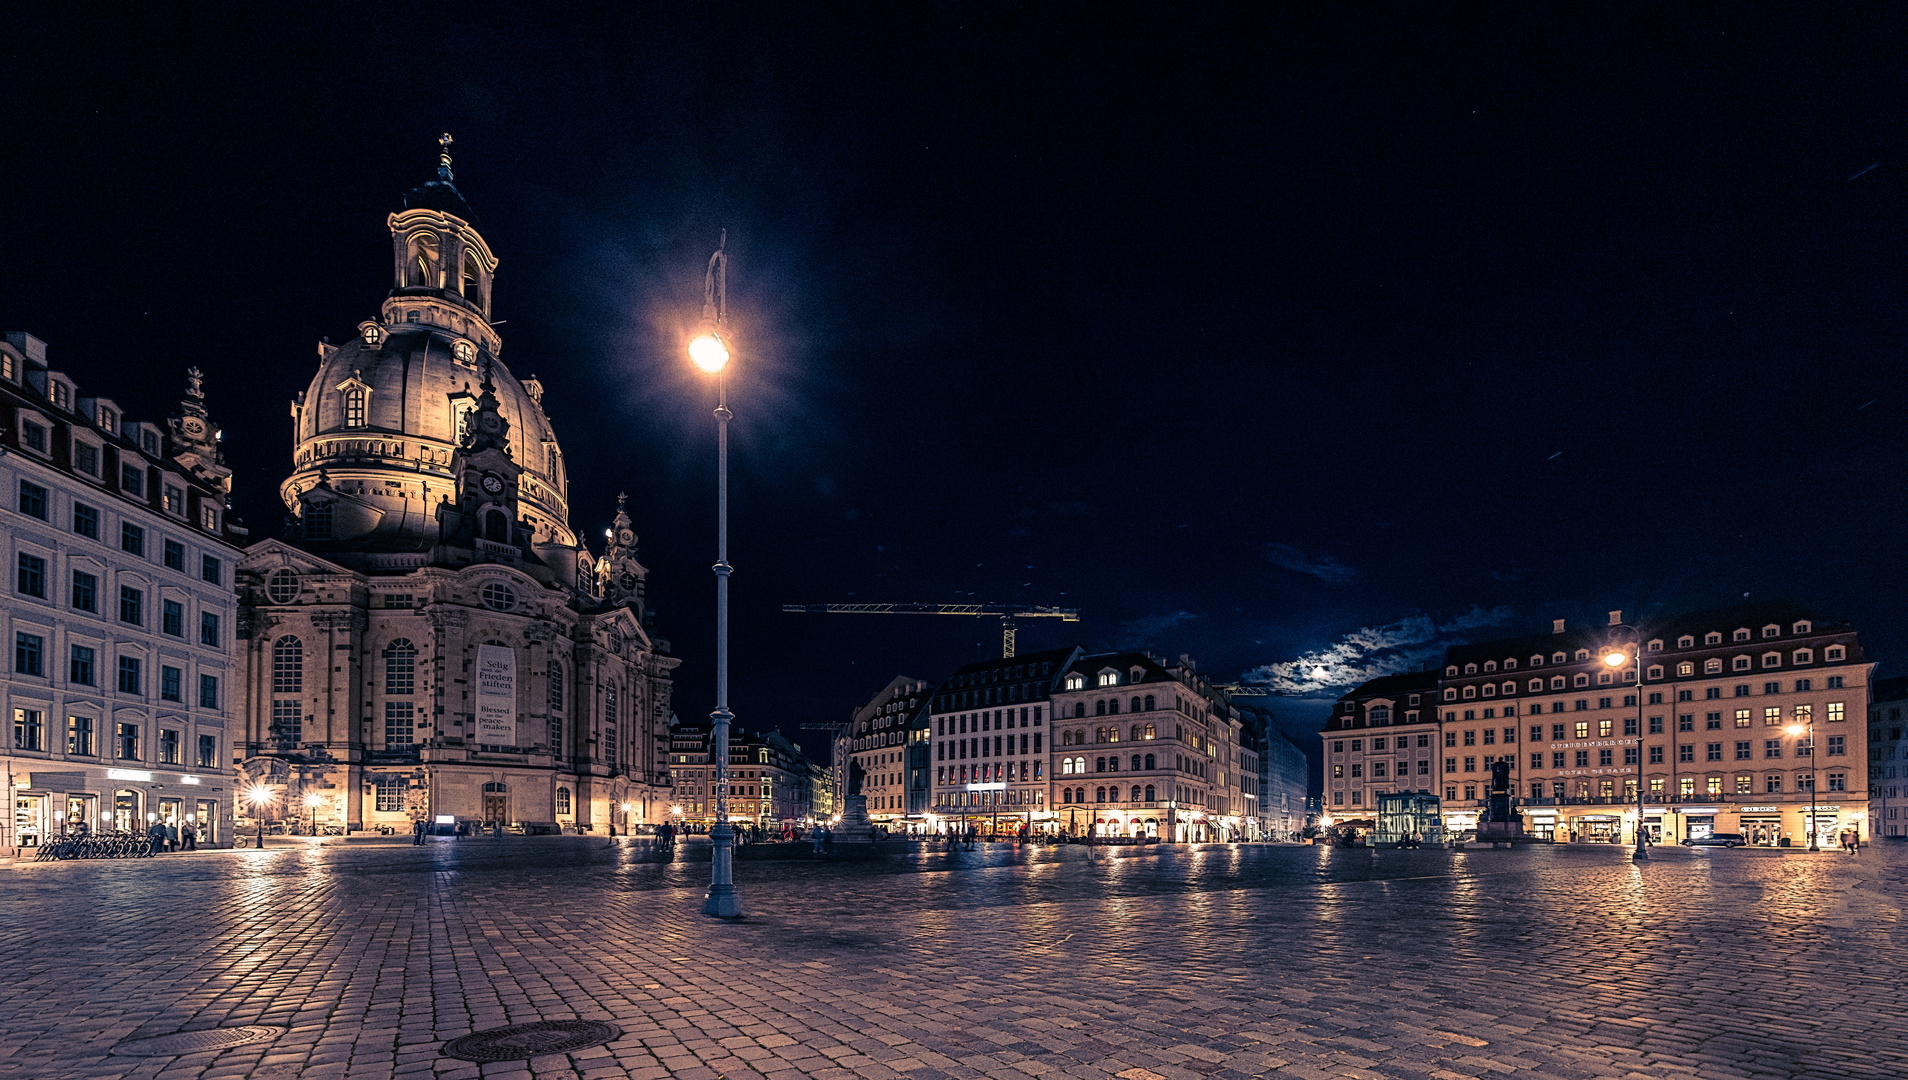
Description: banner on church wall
xmin=475 ymin=645 xmax=517 ymax=745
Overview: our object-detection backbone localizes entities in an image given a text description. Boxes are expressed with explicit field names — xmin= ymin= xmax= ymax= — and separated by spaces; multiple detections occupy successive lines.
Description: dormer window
xmin=48 ymin=380 xmax=70 ymax=411
xmin=1573 ymin=649 xmax=1589 ymax=661
xmin=1065 ymin=674 xmax=1084 ymax=691
xmin=1793 ymin=649 xmax=1813 ymax=665
xmin=1793 ymin=620 xmax=1811 ymax=635
xmin=1705 ymin=632 xmax=1721 ymax=645
xmin=141 ymin=429 xmax=159 ymax=457
xmin=1647 ymin=639 xmax=1664 ymax=652
xmin=1763 ymin=624 xmax=1780 ymax=638
xmin=1483 ymin=661 xmax=1496 ymax=672
xmin=1129 ymin=668 xmax=1144 ymax=683
xmin=304 ymin=501 xmax=334 ymax=540
xmin=1735 ymin=628 xmax=1751 ymax=641
xmin=1647 ymin=665 xmax=1664 ymax=680
xmin=20 ymin=418 xmax=48 ymax=455
xmin=1097 ymin=671 xmax=1117 ymax=687
xmin=1826 ymin=645 xmax=1845 ymax=662
xmin=97 ymin=407 xmax=116 ymax=433
xmin=1530 ymin=655 xmax=1544 ymax=666
xmin=1504 ymin=658 xmax=1516 ymax=670
xmin=361 ymin=322 xmax=383 ymax=346
xmin=1464 ymin=663 xmax=1477 ymax=675
xmin=1445 ymin=665 xmax=1458 ymax=676
xmin=343 ymin=387 xmax=366 ymax=427
xmin=1552 ymin=652 xmax=1566 ymax=664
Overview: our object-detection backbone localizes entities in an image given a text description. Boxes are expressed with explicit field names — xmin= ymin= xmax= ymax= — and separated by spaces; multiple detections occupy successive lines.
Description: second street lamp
xmin=691 ymin=232 xmax=742 ymax=918
xmin=1787 ymin=720 xmax=1819 ymax=850
xmin=1603 ymin=620 xmax=1649 ymax=863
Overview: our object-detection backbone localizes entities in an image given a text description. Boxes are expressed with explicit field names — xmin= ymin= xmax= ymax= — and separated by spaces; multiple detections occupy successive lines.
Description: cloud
xmin=1264 ymin=543 xmax=1356 ymax=583
xmin=1239 ymin=605 xmax=1515 ymax=697
xmin=1120 ymin=610 xmax=1196 ymax=642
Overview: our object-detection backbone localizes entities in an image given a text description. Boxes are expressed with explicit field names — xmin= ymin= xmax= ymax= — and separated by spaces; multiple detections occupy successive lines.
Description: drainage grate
xmin=112 ymin=1026 xmax=288 ymax=1057
xmin=442 ymin=1019 xmax=621 ymax=1063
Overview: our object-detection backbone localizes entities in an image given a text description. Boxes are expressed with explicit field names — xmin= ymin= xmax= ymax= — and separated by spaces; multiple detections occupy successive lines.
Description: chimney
xmin=1552 ymin=618 xmax=1566 ymax=635
xmin=1608 ymin=610 xmax=1623 ymax=627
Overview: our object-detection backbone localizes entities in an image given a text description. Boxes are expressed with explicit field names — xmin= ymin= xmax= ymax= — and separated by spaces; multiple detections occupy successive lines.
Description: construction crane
xmin=781 ymin=602 xmax=1080 ymax=658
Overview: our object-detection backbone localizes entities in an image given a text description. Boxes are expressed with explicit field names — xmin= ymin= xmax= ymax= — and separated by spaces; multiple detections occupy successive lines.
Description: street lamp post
xmin=1602 ymin=628 xmax=1649 ymax=862
xmin=690 ymin=233 xmax=742 ymax=918
xmin=1788 ymin=720 xmax=1819 ymax=850
xmin=246 ymin=785 xmax=274 ymax=849
xmin=304 ymin=792 xmax=322 ymax=836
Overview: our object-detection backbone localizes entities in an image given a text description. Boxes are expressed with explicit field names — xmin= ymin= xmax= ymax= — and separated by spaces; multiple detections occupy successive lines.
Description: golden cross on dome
xmin=437 ymin=133 xmax=454 ymax=180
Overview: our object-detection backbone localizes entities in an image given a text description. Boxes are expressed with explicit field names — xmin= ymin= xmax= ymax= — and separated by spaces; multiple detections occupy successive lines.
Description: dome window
xmin=454 ymin=341 xmax=474 ymax=364
xmin=481 ymin=584 xmax=517 ymax=612
xmin=343 ymin=387 xmax=366 ymax=428
xmin=267 ymin=569 xmax=300 ymax=604
xmin=361 ymin=323 xmax=382 ymax=345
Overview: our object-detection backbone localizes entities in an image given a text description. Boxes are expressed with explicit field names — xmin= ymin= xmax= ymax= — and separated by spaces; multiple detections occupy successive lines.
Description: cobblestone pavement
xmin=0 ymin=837 xmax=1901 ymax=1080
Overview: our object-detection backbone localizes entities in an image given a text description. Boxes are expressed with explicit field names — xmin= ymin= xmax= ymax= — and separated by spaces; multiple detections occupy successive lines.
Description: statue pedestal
xmin=834 ymin=794 xmax=876 ymax=843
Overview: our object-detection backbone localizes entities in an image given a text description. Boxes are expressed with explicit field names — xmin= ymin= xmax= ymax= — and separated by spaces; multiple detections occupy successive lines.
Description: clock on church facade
xmin=233 ymin=143 xmax=676 ymax=835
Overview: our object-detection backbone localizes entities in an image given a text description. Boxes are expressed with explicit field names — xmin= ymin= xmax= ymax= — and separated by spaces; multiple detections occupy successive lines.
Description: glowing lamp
xmin=1787 ymin=724 xmax=1805 ymax=737
xmin=245 ymin=785 xmax=274 ymax=807
xmin=1603 ymin=650 xmax=1627 ymax=668
xmin=689 ymin=332 xmax=730 ymax=373
xmin=304 ymin=793 xmax=323 ymax=808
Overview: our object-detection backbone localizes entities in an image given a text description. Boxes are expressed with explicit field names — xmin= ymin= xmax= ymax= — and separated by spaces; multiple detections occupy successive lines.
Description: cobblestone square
xmin=0 ymin=839 xmax=1900 ymax=1080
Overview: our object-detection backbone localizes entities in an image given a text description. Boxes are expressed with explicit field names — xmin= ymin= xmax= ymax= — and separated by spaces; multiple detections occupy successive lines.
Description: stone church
xmin=235 ymin=144 xmax=676 ymax=833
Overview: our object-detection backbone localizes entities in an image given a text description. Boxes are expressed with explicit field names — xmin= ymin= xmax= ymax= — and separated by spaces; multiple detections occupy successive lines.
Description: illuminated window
xmin=343 ymin=387 xmax=366 ymax=428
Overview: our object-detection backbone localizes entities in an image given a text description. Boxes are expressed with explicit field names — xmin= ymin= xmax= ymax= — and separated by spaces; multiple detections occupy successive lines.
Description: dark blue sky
xmin=8 ymin=6 xmax=1908 ymax=757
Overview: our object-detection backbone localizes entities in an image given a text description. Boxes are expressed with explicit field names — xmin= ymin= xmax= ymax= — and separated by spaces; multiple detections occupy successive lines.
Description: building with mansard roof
xmin=234 ymin=145 xmax=677 ymax=834
xmin=1324 ymin=605 xmax=1874 ymax=846
xmin=0 ymin=332 xmax=243 ymax=849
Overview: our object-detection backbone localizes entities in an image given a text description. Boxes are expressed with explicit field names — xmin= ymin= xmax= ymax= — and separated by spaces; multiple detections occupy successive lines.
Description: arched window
xmin=383 ymin=639 xmax=415 ymax=695
xmin=556 ymin=787 xmax=571 ymax=814
xmin=1095 ymin=699 xmax=1106 ymax=716
xmin=342 ymin=387 xmax=365 ymax=428
xmin=1144 ymin=694 xmax=1155 ymax=711
xmin=1130 ymin=696 xmax=1142 ymax=713
xmin=1095 ymin=786 xmax=1106 ymax=803
xmin=1095 ymin=756 xmax=1106 ymax=772
xmin=408 ymin=231 xmax=441 ymax=287
xmin=483 ymin=509 xmax=509 ymax=543
xmin=1073 ymin=702 xmax=1086 ymax=718
xmin=1131 ymin=724 xmax=1143 ymax=741
xmin=272 ymin=637 xmax=303 ymax=693
xmin=1145 ymin=784 xmax=1156 ymax=802
xmin=483 ymin=781 xmax=507 ymax=793
xmin=1107 ymin=698 xmax=1120 ymax=715
xmin=1131 ymin=755 xmax=1141 ymax=770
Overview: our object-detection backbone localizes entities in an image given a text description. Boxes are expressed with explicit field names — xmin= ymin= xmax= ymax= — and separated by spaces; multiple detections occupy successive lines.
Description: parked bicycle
xmin=32 ymin=831 xmax=156 ymax=861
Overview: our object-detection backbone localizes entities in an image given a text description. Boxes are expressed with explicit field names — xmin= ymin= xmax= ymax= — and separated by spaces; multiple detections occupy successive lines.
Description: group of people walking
xmin=143 ymin=818 xmax=198 ymax=852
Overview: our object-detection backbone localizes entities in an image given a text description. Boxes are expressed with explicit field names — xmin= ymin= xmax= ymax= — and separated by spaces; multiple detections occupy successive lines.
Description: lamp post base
xmin=701 ymin=883 xmax=742 ymax=918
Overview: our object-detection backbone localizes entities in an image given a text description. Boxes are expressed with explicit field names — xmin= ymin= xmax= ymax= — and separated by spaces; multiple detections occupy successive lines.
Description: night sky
xmin=9 ymin=7 xmax=1908 ymax=763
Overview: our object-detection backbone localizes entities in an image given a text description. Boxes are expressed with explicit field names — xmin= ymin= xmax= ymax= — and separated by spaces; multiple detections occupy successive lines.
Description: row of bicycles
xmin=31 ymin=831 xmax=159 ymax=860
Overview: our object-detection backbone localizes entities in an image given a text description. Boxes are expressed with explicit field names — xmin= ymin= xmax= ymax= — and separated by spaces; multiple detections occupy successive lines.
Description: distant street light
xmin=1604 ymin=618 xmax=1649 ymax=862
xmin=246 ymin=785 xmax=275 ymax=849
xmin=1787 ymin=721 xmax=1819 ymax=850
xmin=304 ymin=792 xmax=322 ymax=837
xmin=692 ymin=231 xmax=742 ymax=919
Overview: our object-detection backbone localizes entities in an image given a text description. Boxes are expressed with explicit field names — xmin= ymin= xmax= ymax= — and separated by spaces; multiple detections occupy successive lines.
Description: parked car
xmin=1682 ymin=832 xmax=1746 ymax=847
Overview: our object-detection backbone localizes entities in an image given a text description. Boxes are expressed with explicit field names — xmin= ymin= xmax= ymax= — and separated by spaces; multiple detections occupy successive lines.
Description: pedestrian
xmin=822 ymin=825 xmax=835 ymax=854
xmin=413 ymin=818 xmax=427 ymax=846
xmin=812 ymin=826 xmax=825 ymax=855
xmin=166 ymin=820 xmax=179 ymax=852
xmin=181 ymin=819 xmax=197 ymax=851
xmin=147 ymin=820 xmax=168 ymax=853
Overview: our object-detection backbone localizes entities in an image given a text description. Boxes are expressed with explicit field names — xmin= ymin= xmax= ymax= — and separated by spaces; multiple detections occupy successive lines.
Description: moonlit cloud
xmin=1240 ymin=605 xmax=1514 ymax=696
xmin=1264 ymin=543 xmax=1356 ymax=583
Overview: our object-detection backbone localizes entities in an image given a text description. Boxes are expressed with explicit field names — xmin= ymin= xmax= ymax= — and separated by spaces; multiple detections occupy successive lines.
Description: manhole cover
xmin=112 ymin=1026 xmax=287 ymax=1056
xmin=442 ymin=1019 xmax=621 ymax=1062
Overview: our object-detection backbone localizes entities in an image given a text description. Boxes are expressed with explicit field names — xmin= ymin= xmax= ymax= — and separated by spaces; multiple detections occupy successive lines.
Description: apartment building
xmin=1325 ymin=605 xmax=1875 ymax=846
xmin=2 ymin=332 xmax=242 ymax=849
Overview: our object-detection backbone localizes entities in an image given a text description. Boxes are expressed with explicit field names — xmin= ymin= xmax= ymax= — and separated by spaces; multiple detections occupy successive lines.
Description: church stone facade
xmin=235 ymin=150 xmax=677 ymax=834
